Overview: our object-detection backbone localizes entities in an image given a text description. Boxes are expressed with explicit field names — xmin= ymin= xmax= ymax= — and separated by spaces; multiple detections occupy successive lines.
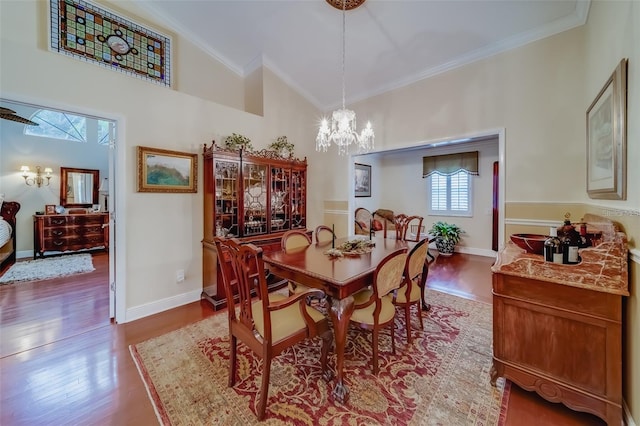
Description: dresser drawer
xmin=43 ymin=225 xmax=104 ymax=238
xmin=42 ymin=215 xmax=105 ymax=227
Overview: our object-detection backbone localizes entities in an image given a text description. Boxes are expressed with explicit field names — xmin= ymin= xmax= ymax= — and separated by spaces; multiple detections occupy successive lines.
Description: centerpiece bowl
xmin=510 ymin=233 xmax=547 ymax=255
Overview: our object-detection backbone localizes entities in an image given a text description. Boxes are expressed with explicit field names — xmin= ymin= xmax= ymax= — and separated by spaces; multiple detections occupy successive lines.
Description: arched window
xmin=24 ymin=109 xmax=111 ymax=145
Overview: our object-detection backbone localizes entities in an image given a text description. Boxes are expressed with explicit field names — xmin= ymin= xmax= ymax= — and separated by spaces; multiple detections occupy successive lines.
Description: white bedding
xmin=0 ymin=218 xmax=12 ymax=247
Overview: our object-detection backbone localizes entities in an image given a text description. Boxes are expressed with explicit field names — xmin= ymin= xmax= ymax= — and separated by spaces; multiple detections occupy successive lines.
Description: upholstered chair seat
xmin=252 ymin=294 xmax=328 ymax=343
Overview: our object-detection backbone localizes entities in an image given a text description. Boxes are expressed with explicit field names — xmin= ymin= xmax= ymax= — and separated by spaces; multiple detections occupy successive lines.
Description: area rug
xmin=130 ymin=289 xmax=508 ymax=425
xmin=0 ymin=253 xmax=95 ymax=284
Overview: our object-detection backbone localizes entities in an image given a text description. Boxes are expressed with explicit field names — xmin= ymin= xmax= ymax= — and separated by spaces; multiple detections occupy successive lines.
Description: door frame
xmin=0 ymin=95 xmax=126 ymax=323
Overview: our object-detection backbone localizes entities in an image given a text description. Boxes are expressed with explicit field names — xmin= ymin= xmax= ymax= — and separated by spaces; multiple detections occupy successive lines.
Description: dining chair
xmin=213 ymin=237 xmax=333 ymax=421
xmin=281 ymin=230 xmax=313 ymax=295
xmin=350 ymin=249 xmax=408 ymax=374
xmin=393 ymin=215 xmax=424 ymax=242
xmin=393 ymin=237 xmax=430 ymax=343
xmin=314 ymin=225 xmax=336 ymax=244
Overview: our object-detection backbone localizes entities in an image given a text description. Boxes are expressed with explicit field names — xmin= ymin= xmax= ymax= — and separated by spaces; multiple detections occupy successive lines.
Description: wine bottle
xmin=544 ymin=235 xmax=562 ymax=263
xmin=559 ymin=219 xmax=580 ymax=264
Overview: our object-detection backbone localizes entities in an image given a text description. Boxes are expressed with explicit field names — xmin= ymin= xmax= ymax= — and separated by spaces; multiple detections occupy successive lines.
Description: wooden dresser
xmin=33 ymin=213 xmax=109 ymax=258
xmin=491 ymin=214 xmax=629 ymax=426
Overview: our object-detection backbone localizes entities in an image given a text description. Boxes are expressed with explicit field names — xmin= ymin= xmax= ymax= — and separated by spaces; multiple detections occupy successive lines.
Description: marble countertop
xmin=492 ymin=214 xmax=629 ymax=296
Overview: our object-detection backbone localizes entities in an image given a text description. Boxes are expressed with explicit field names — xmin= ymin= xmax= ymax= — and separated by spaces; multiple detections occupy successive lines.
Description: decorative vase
xmin=435 ymin=238 xmax=456 ymax=256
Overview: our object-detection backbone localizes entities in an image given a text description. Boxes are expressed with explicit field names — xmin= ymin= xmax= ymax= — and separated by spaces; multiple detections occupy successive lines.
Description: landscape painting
xmin=137 ymin=146 xmax=197 ymax=193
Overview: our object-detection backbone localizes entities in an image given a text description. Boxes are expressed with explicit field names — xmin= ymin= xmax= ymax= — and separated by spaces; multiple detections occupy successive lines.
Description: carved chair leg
xmin=228 ymin=335 xmax=237 ymax=387
xmin=320 ymin=329 xmax=334 ymax=382
xmin=405 ymin=305 xmax=412 ymax=343
xmin=417 ymin=302 xmax=424 ymax=330
xmin=257 ymin=359 xmax=271 ymax=421
xmin=391 ymin=321 xmax=396 ymax=356
xmin=371 ymin=327 xmax=379 ymax=375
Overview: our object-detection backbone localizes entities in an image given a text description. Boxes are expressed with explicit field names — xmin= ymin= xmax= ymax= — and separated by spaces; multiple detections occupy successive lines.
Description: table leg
xmin=328 ymin=295 xmax=355 ymax=404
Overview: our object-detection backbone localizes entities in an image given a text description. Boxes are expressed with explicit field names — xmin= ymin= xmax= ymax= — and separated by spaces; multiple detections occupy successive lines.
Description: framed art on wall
xmin=137 ymin=146 xmax=198 ymax=193
xmin=586 ymin=58 xmax=627 ymax=200
xmin=354 ymin=163 xmax=371 ymax=197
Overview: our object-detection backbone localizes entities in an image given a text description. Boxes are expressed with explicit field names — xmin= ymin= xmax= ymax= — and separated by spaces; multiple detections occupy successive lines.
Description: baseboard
xmin=624 ymin=398 xmax=637 ymax=426
xmin=17 ymin=250 xmax=32 ymax=259
xmin=456 ymin=246 xmax=497 ymax=258
xmin=125 ymin=289 xmax=202 ymax=323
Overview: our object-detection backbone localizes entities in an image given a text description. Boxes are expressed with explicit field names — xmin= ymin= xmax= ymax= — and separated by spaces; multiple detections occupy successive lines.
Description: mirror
xmin=60 ymin=167 xmax=99 ymax=208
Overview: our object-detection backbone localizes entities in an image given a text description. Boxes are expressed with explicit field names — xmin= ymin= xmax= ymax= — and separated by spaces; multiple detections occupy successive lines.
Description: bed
xmin=0 ymin=201 xmax=21 ymax=273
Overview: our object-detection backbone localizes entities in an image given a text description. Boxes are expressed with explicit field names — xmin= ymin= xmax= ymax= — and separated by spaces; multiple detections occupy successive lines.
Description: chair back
xmin=315 ymin=225 xmax=335 ymax=244
xmin=393 ymin=215 xmax=424 ymax=241
xmin=281 ymin=229 xmax=312 ymax=250
xmin=406 ymin=237 xmax=430 ymax=283
xmin=373 ymin=249 xmax=408 ymax=297
xmin=392 ymin=214 xmax=408 ymax=240
xmin=213 ymin=236 xmax=239 ymax=316
xmin=225 ymin=238 xmax=272 ymax=336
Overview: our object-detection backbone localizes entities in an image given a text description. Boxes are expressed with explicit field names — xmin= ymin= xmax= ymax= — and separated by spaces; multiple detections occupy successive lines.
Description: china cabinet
xmin=202 ymin=142 xmax=308 ymax=309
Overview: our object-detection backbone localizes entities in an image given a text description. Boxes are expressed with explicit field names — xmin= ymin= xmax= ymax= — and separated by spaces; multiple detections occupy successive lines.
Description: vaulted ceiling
xmin=140 ymin=1 xmax=589 ymax=110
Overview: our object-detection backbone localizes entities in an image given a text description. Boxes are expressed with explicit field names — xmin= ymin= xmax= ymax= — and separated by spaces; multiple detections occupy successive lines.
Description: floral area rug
xmin=0 ymin=253 xmax=95 ymax=284
xmin=130 ymin=289 xmax=509 ymax=425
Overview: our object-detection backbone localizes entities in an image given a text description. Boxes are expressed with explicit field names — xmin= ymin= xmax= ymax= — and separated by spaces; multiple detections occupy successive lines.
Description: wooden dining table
xmin=262 ymin=235 xmax=413 ymax=404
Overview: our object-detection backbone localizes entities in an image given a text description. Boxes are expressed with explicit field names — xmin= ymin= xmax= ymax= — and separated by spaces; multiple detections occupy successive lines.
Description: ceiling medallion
xmin=325 ymin=0 xmax=366 ymax=11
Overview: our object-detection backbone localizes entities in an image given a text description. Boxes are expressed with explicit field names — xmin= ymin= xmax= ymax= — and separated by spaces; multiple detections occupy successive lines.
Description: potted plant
xmin=428 ymin=221 xmax=464 ymax=256
xmin=224 ymin=133 xmax=253 ymax=152
xmin=268 ymin=135 xmax=294 ymax=158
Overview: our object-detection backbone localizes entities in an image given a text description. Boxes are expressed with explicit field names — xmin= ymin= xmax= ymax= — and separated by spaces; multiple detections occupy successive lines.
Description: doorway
xmin=350 ymin=129 xmax=505 ymax=254
xmin=0 ymin=98 xmax=117 ymax=322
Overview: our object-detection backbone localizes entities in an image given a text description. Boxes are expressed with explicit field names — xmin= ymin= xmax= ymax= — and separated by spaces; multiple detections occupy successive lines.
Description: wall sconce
xmin=21 ymin=165 xmax=53 ymax=187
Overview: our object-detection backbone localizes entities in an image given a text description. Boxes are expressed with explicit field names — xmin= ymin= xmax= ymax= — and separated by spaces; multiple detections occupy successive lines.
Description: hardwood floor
xmin=0 ymin=251 xmax=606 ymax=425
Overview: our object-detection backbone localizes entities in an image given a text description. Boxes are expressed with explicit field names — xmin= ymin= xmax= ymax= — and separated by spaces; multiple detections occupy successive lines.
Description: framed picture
xmin=354 ymin=163 xmax=371 ymax=197
xmin=45 ymin=204 xmax=56 ymax=215
xmin=586 ymin=58 xmax=627 ymax=200
xmin=137 ymin=146 xmax=198 ymax=193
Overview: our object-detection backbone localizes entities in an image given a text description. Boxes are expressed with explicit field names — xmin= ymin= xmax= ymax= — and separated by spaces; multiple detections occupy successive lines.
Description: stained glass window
xmin=50 ymin=0 xmax=171 ymax=87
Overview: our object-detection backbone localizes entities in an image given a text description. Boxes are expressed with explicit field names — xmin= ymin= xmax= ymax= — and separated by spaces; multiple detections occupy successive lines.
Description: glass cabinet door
xmin=270 ymin=166 xmax=290 ymax=231
xmin=214 ymin=160 xmax=239 ymax=237
xmin=242 ymin=162 xmax=268 ymax=236
xmin=291 ymin=168 xmax=306 ymax=229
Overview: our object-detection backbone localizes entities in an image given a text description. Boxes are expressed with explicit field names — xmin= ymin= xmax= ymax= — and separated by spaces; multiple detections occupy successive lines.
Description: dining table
xmin=262 ymin=235 xmax=414 ymax=404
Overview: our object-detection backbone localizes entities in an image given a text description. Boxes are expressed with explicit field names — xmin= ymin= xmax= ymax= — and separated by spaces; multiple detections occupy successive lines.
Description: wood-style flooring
xmin=0 ymin=251 xmax=606 ymax=425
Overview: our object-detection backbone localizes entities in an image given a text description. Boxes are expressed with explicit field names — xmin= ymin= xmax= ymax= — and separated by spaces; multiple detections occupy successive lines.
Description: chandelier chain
xmin=316 ymin=0 xmax=375 ymax=156
xmin=341 ymin=0 xmax=346 ymax=110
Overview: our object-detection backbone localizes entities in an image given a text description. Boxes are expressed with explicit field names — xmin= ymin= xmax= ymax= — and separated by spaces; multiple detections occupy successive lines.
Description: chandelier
xmin=316 ymin=0 xmax=374 ymax=156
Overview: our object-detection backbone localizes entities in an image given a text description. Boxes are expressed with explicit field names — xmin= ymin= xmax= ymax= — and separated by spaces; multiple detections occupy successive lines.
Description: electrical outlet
xmin=176 ymin=269 xmax=185 ymax=282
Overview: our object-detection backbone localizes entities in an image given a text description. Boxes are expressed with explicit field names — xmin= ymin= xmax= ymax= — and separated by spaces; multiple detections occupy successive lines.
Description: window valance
xmin=422 ymin=151 xmax=479 ymax=177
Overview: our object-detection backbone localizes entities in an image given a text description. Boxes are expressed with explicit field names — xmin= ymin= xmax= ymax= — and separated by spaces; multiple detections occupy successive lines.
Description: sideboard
xmin=33 ymin=213 xmax=109 ymax=258
xmin=491 ymin=214 xmax=629 ymax=425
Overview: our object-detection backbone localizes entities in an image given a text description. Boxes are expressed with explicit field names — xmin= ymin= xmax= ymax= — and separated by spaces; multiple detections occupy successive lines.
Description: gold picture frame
xmin=45 ymin=204 xmax=56 ymax=215
xmin=586 ymin=58 xmax=627 ymax=200
xmin=137 ymin=146 xmax=198 ymax=193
